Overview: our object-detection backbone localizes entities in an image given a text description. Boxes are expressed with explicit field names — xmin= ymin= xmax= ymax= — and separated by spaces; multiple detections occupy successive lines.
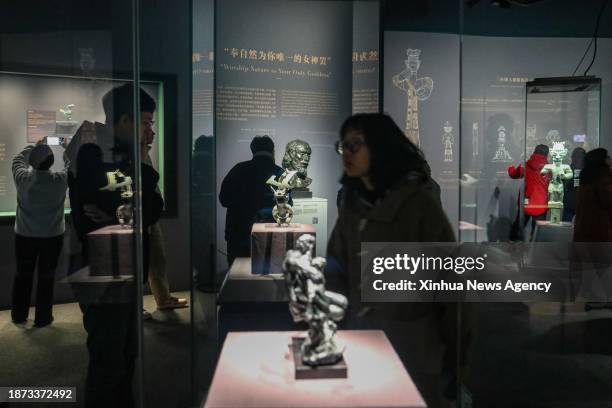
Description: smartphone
xmin=573 ymin=134 xmax=586 ymax=143
xmin=45 ymin=136 xmax=64 ymax=145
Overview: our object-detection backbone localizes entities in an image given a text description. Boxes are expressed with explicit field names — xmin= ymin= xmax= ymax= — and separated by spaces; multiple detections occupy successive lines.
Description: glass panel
xmin=213 ymin=0 xmax=353 ymax=337
xmin=460 ymin=1 xmax=612 ymax=407
xmin=0 ymin=1 xmax=149 ymax=407
xmin=381 ymin=4 xmax=463 ymax=408
xmin=191 ymin=0 xmax=216 ymax=404
xmin=522 ymin=77 xmax=600 ymax=233
xmin=214 ymin=0 xmax=353 ymax=274
xmin=195 ymin=1 xmax=389 ymax=407
xmin=138 ymin=0 xmax=193 ymax=407
xmin=383 ymin=2 xmax=461 ymax=238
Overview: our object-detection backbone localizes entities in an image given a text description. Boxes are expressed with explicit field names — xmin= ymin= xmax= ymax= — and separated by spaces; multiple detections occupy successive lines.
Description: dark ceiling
xmin=1 ymin=0 xmax=610 ymax=38
xmin=384 ymin=0 xmax=612 ymax=37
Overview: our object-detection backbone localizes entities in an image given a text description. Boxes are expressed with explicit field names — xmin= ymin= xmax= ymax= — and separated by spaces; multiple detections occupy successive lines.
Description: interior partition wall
xmin=0 ymin=1 xmax=149 ymax=407
xmin=459 ymin=1 xmax=612 ymax=407
xmin=190 ymin=0 xmax=381 ymax=403
xmin=190 ymin=0 xmax=612 ymax=407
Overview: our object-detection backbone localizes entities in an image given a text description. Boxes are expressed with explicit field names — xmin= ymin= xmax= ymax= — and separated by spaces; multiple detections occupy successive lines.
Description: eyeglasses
xmin=335 ymin=140 xmax=365 ymax=155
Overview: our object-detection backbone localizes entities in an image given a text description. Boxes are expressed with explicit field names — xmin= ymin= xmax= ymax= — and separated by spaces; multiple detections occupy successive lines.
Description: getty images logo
xmin=372 ymin=253 xmax=488 ymax=275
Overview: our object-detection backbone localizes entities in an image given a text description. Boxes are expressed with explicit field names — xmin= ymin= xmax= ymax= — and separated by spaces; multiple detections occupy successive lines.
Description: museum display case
xmin=457 ymin=1 xmax=612 ymax=407
xmin=523 ymin=76 xmax=600 ymax=235
xmin=0 ymin=72 xmax=176 ymax=217
xmin=2 ymin=0 xmax=612 ymax=407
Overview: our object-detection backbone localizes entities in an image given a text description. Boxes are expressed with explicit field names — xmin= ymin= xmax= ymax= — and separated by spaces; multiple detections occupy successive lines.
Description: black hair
xmin=76 ymin=143 xmax=104 ymax=176
xmin=580 ymin=147 xmax=609 ymax=185
xmin=194 ymin=135 xmax=214 ymax=153
xmin=38 ymin=155 xmax=54 ymax=171
xmin=339 ymin=113 xmax=427 ymax=194
xmin=534 ymin=144 xmax=549 ymax=157
xmin=29 ymin=144 xmax=54 ymax=170
xmin=102 ymin=84 xmax=156 ymax=125
xmin=250 ymin=135 xmax=274 ymax=154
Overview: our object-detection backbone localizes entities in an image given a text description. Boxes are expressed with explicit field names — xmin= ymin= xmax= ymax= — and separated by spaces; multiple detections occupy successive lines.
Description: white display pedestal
xmin=203 ymin=330 xmax=426 ymax=408
xmin=292 ymin=197 xmax=328 ymax=256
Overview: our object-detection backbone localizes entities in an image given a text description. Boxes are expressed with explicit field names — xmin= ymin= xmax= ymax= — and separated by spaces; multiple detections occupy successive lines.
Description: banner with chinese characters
xmin=215 ymin=0 xmax=352 ymax=265
xmin=192 ymin=0 xmax=215 ymax=140
xmin=352 ymin=1 xmax=379 ymax=114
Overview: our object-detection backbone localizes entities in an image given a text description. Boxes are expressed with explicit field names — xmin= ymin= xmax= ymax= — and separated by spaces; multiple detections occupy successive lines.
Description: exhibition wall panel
xmin=460 ymin=36 xmax=612 ymax=242
xmin=352 ymin=0 xmax=380 ymax=115
xmin=384 ymin=31 xmax=461 ymax=236
xmin=192 ymin=0 xmax=215 ymax=290
xmin=382 ymin=30 xmax=612 ymax=243
xmin=215 ymin=0 xmax=352 ymax=271
xmin=0 ymin=1 xmax=150 ymax=406
xmin=0 ymin=73 xmax=164 ymax=216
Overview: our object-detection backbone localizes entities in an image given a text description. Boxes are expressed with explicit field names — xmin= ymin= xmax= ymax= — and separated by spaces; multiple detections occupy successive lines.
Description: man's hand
xmin=83 ymin=204 xmax=114 ymax=223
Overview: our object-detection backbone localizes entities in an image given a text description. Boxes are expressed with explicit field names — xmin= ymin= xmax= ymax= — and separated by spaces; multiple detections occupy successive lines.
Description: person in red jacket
xmin=508 ymin=144 xmax=551 ymax=239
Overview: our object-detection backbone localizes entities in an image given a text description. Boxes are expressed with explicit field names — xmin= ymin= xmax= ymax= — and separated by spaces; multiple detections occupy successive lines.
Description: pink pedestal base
xmin=204 ymin=330 xmax=426 ymax=408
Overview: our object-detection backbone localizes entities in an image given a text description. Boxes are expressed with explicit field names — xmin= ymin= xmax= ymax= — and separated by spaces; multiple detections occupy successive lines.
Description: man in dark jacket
xmin=65 ymin=84 xmax=163 ymax=408
xmin=219 ymin=136 xmax=284 ymax=265
xmin=508 ymin=144 xmax=550 ymax=238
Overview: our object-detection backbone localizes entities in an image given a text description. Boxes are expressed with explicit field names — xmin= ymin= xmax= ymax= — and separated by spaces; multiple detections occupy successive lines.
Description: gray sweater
xmin=12 ymin=146 xmax=68 ymax=237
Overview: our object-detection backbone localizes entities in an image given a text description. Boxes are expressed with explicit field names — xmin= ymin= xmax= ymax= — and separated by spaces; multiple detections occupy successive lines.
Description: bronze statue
xmin=266 ymin=170 xmax=298 ymax=226
xmin=282 ymin=140 xmax=312 ymax=189
xmin=101 ymin=170 xmax=133 ymax=227
xmin=282 ymin=234 xmax=348 ymax=366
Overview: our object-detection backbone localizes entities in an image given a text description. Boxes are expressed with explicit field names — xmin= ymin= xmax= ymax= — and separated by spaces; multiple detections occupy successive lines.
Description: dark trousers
xmin=81 ymin=302 xmax=138 ymax=408
xmin=11 ymin=234 xmax=63 ymax=324
xmin=75 ymin=240 xmax=139 ymax=408
xmin=524 ymin=213 xmax=547 ymax=240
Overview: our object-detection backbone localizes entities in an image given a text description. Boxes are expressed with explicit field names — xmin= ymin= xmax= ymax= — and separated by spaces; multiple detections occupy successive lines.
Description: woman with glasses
xmin=327 ymin=113 xmax=468 ymax=408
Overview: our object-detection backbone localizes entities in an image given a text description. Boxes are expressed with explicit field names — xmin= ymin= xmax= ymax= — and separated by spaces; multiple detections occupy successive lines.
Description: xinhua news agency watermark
xmin=360 ymin=242 xmax=612 ymax=302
